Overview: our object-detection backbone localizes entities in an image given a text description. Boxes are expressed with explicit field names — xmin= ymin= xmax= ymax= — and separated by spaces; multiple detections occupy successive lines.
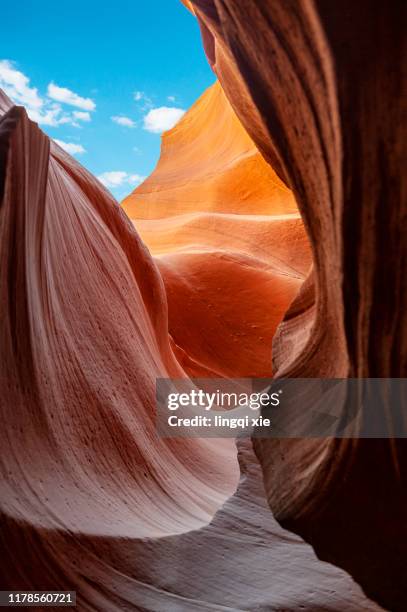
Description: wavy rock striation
xmin=0 ymin=72 xmax=384 ymax=610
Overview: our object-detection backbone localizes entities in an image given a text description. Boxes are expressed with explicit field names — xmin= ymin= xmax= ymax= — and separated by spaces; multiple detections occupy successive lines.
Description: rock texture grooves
xmin=187 ymin=0 xmax=407 ymax=609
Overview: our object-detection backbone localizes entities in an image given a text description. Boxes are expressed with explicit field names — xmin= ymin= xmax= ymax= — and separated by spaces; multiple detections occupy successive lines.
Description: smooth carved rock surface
xmin=188 ymin=0 xmax=406 ymax=609
xmin=123 ymin=81 xmax=297 ymax=220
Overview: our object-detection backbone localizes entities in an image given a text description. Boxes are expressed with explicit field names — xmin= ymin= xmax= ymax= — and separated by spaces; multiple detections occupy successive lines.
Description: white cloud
xmin=111 ymin=115 xmax=135 ymax=128
xmin=73 ymin=110 xmax=91 ymax=122
xmin=128 ymin=173 xmax=145 ymax=183
xmin=143 ymin=106 xmax=185 ymax=133
xmin=97 ymin=171 xmax=145 ymax=189
xmin=26 ymin=103 xmax=80 ymax=128
xmin=0 ymin=60 xmax=96 ymax=127
xmin=47 ymin=83 xmax=96 ymax=111
xmin=167 ymin=95 xmax=176 ymax=102
xmin=0 ymin=60 xmax=43 ymax=109
xmin=27 ymin=103 xmax=64 ymax=126
xmin=54 ymin=139 xmax=86 ymax=155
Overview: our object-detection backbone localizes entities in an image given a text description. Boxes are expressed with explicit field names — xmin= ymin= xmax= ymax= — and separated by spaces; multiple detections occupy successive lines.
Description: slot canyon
xmin=0 ymin=1 xmax=405 ymax=611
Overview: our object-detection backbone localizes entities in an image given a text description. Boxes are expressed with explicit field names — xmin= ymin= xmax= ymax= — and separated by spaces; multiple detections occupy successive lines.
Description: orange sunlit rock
xmin=123 ymin=82 xmax=310 ymax=377
xmin=123 ymin=82 xmax=296 ymax=219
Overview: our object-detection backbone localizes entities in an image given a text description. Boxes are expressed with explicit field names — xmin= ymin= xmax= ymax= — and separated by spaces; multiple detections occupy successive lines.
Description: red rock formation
xmin=188 ymin=0 xmax=407 ymax=609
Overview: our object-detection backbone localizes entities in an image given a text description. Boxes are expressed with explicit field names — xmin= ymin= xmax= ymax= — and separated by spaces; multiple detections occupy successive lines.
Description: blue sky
xmin=0 ymin=0 xmax=214 ymax=200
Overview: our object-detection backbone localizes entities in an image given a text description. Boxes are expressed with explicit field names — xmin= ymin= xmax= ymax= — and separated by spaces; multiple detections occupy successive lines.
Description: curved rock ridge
xmin=0 ymin=89 xmax=239 ymax=544
xmin=123 ymin=81 xmax=296 ymax=219
xmin=188 ymin=0 xmax=407 ymax=609
xmin=123 ymin=82 xmax=311 ymax=378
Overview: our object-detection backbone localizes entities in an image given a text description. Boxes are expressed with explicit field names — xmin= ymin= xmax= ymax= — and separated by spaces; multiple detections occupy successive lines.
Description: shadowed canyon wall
xmin=187 ymin=0 xmax=407 ymax=608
